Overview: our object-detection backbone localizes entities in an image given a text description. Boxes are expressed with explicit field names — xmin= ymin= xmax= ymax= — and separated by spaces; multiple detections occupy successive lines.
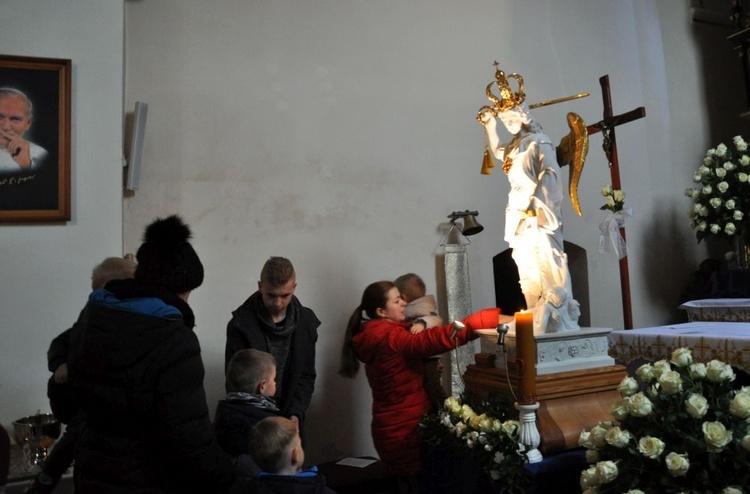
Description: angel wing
xmin=556 ymin=112 xmax=589 ymax=216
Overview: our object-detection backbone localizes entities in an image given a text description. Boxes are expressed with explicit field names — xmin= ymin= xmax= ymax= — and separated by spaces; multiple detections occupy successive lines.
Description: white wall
xmin=122 ymin=0 xmax=749 ymax=465
xmin=1 ymin=0 xmax=745 ymax=469
xmin=0 ymin=0 xmax=124 ymax=436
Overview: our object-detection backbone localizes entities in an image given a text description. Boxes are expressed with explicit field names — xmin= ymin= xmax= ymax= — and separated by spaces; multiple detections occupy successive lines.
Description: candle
xmin=515 ymin=311 xmax=537 ymax=404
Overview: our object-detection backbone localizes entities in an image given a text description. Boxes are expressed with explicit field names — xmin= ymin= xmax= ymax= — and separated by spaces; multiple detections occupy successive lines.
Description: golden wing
xmin=556 ymin=112 xmax=589 ymax=216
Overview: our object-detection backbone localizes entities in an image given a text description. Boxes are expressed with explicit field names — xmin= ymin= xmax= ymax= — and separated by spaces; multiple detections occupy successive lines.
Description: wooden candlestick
xmin=515 ymin=311 xmax=537 ymax=404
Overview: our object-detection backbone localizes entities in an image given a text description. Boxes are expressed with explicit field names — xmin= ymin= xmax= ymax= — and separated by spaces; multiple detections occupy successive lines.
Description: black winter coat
xmin=213 ymin=397 xmax=279 ymax=456
xmin=58 ymin=280 xmax=234 ymax=493
xmin=225 ymin=293 xmax=319 ymax=433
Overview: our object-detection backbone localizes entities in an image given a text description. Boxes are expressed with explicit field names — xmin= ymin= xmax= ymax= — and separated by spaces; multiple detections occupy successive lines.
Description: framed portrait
xmin=0 ymin=54 xmax=71 ymax=222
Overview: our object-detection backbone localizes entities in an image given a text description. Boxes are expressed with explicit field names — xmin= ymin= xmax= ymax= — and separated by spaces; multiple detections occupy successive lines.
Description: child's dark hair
xmin=394 ymin=273 xmax=426 ymax=303
xmin=338 ymin=281 xmax=395 ymax=378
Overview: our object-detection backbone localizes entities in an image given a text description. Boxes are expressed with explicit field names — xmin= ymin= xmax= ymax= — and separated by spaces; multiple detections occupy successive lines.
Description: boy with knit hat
xmin=51 ymin=215 xmax=234 ymax=493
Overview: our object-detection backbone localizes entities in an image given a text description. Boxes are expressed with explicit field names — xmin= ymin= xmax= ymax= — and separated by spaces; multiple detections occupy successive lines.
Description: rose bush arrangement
xmin=578 ymin=348 xmax=750 ymax=493
xmin=420 ymin=393 xmax=529 ymax=493
xmin=686 ymin=136 xmax=750 ymax=243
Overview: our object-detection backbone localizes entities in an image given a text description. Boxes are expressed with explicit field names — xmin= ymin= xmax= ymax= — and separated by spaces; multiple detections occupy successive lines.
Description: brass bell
xmin=460 ymin=213 xmax=484 ymax=236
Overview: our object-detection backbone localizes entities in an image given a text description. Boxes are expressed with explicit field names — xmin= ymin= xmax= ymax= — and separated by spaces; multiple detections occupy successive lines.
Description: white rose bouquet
xmin=599 ymin=185 xmax=632 ymax=259
xmin=686 ymin=136 xmax=750 ymax=243
xmin=419 ymin=393 xmax=529 ymax=493
xmin=578 ymin=348 xmax=750 ymax=493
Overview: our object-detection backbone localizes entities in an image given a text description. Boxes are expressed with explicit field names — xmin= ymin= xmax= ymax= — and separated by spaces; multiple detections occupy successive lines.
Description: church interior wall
xmin=1 ymin=0 xmax=746 ymax=467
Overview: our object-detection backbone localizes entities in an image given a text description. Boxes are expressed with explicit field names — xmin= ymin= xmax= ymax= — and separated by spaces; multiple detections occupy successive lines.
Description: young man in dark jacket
xmin=51 ymin=215 xmax=234 ymax=494
xmin=225 ymin=257 xmax=319 ymax=439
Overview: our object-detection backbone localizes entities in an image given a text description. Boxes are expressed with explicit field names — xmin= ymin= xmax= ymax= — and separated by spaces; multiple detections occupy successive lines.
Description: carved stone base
xmin=464 ymin=357 xmax=626 ymax=455
xmin=478 ymin=326 xmax=615 ymax=374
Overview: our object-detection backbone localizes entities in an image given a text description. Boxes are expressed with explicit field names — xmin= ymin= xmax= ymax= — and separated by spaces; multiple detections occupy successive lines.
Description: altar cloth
xmin=679 ymin=298 xmax=750 ymax=322
xmin=608 ymin=322 xmax=750 ymax=374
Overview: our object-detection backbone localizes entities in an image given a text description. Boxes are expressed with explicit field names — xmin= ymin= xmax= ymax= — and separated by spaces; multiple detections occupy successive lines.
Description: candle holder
xmin=515 ymin=401 xmax=543 ymax=463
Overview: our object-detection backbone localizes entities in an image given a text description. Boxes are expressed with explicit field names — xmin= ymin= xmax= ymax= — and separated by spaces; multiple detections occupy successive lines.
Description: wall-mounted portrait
xmin=0 ymin=54 xmax=71 ymax=222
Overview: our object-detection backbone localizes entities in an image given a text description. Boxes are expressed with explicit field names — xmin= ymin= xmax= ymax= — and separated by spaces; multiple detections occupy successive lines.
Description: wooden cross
xmin=587 ymin=75 xmax=646 ymax=330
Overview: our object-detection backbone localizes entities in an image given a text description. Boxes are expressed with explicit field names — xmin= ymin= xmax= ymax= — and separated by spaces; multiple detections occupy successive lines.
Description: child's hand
xmin=410 ymin=320 xmax=426 ymax=334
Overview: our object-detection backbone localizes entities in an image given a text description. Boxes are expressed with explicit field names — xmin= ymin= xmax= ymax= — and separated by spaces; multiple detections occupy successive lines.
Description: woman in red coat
xmin=339 ymin=280 xmax=502 ymax=492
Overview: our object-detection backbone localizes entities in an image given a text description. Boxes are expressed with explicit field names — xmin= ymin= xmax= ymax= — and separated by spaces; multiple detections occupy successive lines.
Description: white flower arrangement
xmin=420 ymin=394 xmax=529 ymax=492
xmin=687 ymin=136 xmax=750 ymax=242
xmin=578 ymin=348 xmax=750 ymax=493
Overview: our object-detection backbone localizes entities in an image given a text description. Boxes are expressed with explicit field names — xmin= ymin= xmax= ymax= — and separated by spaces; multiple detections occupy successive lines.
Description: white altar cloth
xmin=679 ymin=298 xmax=750 ymax=322
xmin=608 ymin=322 xmax=750 ymax=374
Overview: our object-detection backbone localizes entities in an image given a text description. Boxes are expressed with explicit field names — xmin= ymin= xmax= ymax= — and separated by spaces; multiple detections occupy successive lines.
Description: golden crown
xmin=485 ymin=61 xmax=525 ymax=114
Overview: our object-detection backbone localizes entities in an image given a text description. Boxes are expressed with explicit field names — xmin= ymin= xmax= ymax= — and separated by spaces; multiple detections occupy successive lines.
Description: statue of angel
xmin=477 ymin=63 xmax=588 ymax=333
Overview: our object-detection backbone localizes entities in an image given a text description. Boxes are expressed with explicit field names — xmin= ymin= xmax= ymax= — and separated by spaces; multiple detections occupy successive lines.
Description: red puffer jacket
xmin=351 ymin=308 xmax=500 ymax=477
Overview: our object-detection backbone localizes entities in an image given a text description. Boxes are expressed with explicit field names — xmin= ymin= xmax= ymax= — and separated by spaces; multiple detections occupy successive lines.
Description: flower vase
xmin=734 ymin=235 xmax=750 ymax=269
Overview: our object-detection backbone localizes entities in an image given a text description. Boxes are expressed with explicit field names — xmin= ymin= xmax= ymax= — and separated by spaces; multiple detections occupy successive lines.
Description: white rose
xmin=613 ymin=190 xmax=625 ymax=202
xmin=595 ymin=461 xmax=618 ymax=484
xmin=703 ymin=185 xmax=713 ymax=195
xmin=706 ymin=360 xmax=736 ymax=383
xmin=578 ymin=429 xmax=594 ymax=449
xmin=618 ymin=376 xmax=639 ymax=396
xmin=652 ymin=360 xmax=671 ymax=380
xmin=689 ymin=362 xmax=707 ymax=379
xmin=729 ymin=392 xmax=750 ymax=419
xmin=726 ymin=199 xmax=737 ymax=209
xmin=740 ymin=172 xmax=750 ymax=182
xmin=711 ymin=223 xmax=721 ymax=234
xmin=636 ymin=363 xmax=654 ymax=383
xmin=693 ymin=172 xmax=702 ymax=183
xmin=725 ymin=161 xmax=737 ymax=171
xmin=735 ymin=210 xmax=745 ymax=221
xmin=716 ymin=167 xmax=727 ymax=178
xmin=610 ymin=398 xmax=630 ymax=421
xmin=684 ymin=187 xmax=695 ymax=197
xmin=604 ymin=426 xmax=631 ymax=448
xmin=718 ymin=181 xmax=730 ymax=193
xmin=637 ymin=436 xmax=665 ymax=459
xmin=707 ymin=147 xmax=717 ymax=156
xmin=580 ymin=467 xmax=599 ymax=490
xmin=601 ymin=184 xmax=612 ymax=196
xmin=489 ymin=470 xmax=501 ymax=480
xmin=501 ymin=419 xmax=520 ymax=439
xmin=704 ymin=156 xmax=713 ymax=165
xmin=625 ymin=491 xmax=646 ymax=494
xmin=717 ymin=143 xmax=728 ymax=156
xmin=701 ymin=164 xmax=712 ymax=174
xmin=734 ymin=135 xmax=747 ymax=150
xmin=589 ymin=422 xmax=612 ymax=447
xmin=726 ymin=223 xmax=737 ymax=235
xmin=671 ymin=347 xmax=693 ymax=367
xmin=685 ymin=393 xmax=709 ymax=419
xmin=628 ymin=392 xmax=653 ymax=417
xmin=665 ymin=452 xmax=690 ymax=477
xmin=742 ymin=155 xmax=750 ymax=166
xmin=710 ymin=197 xmax=723 ymax=209
xmin=698 ymin=221 xmax=708 ymax=231
xmin=659 ymin=370 xmax=683 ymax=395
xmin=703 ymin=421 xmax=733 ymax=451
xmin=605 ymin=195 xmax=615 ymax=208
xmin=722 ymin=487 xmax=743 ymax=494
xmin=741 ymin=434 xmax=750 ymax=452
